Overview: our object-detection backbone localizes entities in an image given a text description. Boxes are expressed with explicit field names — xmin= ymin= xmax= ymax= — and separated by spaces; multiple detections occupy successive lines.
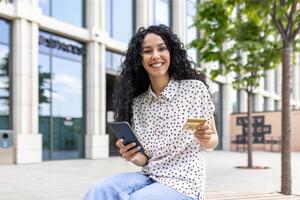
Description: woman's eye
xmin=142 ymin=50 xmax=151 ymax=54
xmin=159 ymin=47 xmax=167 ymax=51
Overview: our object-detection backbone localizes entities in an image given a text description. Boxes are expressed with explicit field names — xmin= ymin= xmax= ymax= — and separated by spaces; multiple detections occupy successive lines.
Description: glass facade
xmin=105 ymin=50 xmax=122 ymax=154
xmin=186 ymin=0 xmax=197 ymax=62
xmin=210 ymin=82 xmax=222 ymax=150
xmin=153 ymin=0 xmax=171 ymax=27
xmin=38 ymin=31 xmax=85 ymax=160
xmin=106 ymin=0 xmax=134 ymax=43
xmin=105 ymin=50 xmax=123 ymax=72
xmin=0 ymin=19 xmax=11 ymax=130
xmin=38 ymin=0 xmax=84 ymax=27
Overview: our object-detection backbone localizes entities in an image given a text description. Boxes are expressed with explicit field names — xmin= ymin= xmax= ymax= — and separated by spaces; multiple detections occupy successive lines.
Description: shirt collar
xmin=143 ymin=79 xmax=179 ymax=105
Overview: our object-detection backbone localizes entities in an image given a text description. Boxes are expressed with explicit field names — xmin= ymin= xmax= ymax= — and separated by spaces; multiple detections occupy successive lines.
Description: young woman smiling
xmin=84 ymin=25 xmax=218 ymax=200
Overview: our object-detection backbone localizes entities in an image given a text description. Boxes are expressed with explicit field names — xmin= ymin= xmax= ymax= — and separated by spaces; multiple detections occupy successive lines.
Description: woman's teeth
xmin=152 ymin=63 xmax=163 ymax=68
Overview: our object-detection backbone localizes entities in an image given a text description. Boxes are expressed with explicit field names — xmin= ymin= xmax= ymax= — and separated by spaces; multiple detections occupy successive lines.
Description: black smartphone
xmin=108 ymin=121 xmax=144 ymax=153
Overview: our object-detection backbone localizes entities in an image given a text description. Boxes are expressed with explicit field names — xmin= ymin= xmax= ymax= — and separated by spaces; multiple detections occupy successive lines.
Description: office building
xmin=0 ymin=0 xmax=299 ymax=164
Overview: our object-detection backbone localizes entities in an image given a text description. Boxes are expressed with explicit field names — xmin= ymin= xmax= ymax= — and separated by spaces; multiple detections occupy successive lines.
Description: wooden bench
xmin=207 ymin=191 xmax=300 ymax=200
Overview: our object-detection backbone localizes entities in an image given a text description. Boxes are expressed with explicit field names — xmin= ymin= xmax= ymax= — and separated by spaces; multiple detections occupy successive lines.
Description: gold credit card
xmin=183 ymin=118 xmax=207 ymax=130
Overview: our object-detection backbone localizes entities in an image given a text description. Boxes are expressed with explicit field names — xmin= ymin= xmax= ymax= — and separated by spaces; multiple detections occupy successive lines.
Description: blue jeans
xmin=83 ymin=172 xmax=194 ymax=200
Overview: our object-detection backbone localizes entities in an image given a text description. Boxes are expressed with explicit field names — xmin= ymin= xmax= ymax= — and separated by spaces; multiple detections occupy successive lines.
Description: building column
xmin=240 ymin=90 xmax=247 ymax=112
xmin=172 ymin=0 xmax=186 ymax=42
xmin=254 ymin=94 xmax=264 ymax=112
xmin=85 ymin=0 xmax=109 ymax=159
xmin=267 ymin=70 xmax=275 ymax=111
xmin=136 ymin=0 xmax=151 ymax=29
xmin=13 ymin=18 xmax=42 ymax=164
xmin=222 ymin=82 xmax=233 ymax=150
xmin=267 ymin=98 xmax=275 ymax=111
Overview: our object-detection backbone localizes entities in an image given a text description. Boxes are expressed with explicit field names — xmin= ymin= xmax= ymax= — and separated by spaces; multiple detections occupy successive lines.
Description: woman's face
xmin=141 ymin=33 xmax=170 ymax=81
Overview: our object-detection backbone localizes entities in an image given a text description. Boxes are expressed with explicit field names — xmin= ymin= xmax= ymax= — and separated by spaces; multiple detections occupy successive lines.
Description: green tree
xmin=234 ymin=1 xmax=300 ymax=195
xmin=191 ymin=0 xmax=281 ymax=168
xmin=38 ymin=65 xmax=51 ymax=112
xmin=264 ymin=0 xmax=300 ymax=195
xmin=192 ymin=0 xmax=300 ymax=195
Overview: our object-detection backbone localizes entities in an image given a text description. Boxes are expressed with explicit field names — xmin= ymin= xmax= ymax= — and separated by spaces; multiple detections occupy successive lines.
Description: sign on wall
xmin=235 ymin=116 xmax=271 ymax=144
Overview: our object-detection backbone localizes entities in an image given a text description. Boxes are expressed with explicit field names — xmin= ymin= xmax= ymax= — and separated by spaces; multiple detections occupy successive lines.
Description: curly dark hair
xmin=113 ymin=24 xmax=207 ymax=124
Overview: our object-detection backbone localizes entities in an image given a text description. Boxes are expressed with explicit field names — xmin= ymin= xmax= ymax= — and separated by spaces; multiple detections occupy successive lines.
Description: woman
xmin=84 ymin=25 xmax=218 ymax=200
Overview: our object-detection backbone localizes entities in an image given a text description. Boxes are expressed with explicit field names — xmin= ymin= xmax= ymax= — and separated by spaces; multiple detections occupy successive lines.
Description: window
xmin=105 ymin=50 xmax=123 ymax=72
xmin=38 ymin=0 xmax=84 ymax=27
xmin=106 ymin=0 xmax=134 ymax=43
xmin=263 ymin=96 xmax=268 ymax=111
xmin=0 ymin=18 xmax=11 ymax=130
xmin=153 ymin=0 xmax=171 ymax=27
xmin=186 ymin=0 xmax=198 ymax=62
xmin=39 ymin=31 xmax=85 ymax=160
xmin=232 ymin=89 xmax=240 ymax=113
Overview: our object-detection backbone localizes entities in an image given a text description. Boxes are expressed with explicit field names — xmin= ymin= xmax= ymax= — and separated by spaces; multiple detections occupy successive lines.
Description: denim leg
xmin=83 ymin=172 xmax=153 ymax=200
xmin=128 ymin=182 xmax=194 ymax=200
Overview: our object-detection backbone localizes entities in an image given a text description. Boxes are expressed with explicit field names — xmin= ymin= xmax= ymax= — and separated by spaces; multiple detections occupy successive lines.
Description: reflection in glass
xmin=0 ymin=19 xmax=10 ymax=44
xmin=39 ymin=31 xmax=84 ymax=62
xmin=52 ymin=57 xmax=82 ymax=118
xmin=0 ymin=46 xmax=10 ymax=130
xmin=106 ymin=0 xmax=134 ymax=43
xmin=153 ymin=0 xmax=171 ymax=26
xmin=38 ymin=0 xmax=84 ymax=27
xmin=38 ymin=0 xmax=50 ymax=16
xmin=105 ymin=50 xmax=123 ymax=72
xmin=0 ymin=19 xmax=10 ymax=130
xmin=38 ymin=53 xmax=51 ymax=158
xmin=38 ymin=32 xmax=84 ymax=160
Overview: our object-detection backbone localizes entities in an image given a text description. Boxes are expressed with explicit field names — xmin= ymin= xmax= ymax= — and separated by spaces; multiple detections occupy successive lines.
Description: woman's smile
xmin=141 ymin=33 xmax=170 ymax=80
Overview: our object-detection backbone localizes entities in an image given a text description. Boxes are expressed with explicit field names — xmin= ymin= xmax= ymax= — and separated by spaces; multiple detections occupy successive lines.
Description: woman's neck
xmin=149 ymin=76 xmax=170 ymax=97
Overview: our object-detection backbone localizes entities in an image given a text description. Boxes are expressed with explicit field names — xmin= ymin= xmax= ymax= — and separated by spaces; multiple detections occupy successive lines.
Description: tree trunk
xmin=281 ymin=45 xmax=292 ymax=195
xmin=247 ymin=91 xmax=253 ymax=168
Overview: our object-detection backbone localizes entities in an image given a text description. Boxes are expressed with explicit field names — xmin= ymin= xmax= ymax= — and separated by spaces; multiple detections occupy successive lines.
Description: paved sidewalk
xmin=0 ymin=151 xmax=299 ymax=200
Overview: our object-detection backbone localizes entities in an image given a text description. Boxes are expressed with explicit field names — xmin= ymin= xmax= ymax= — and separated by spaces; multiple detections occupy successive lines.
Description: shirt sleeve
xmin=189 ymin=81 xmax=215 ymax=122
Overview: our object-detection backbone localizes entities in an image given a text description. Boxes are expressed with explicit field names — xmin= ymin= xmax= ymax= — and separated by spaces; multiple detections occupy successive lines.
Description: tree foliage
xmin=191 ymin=0 xmax=281 ymax=93
xmin=192 ymin=0 xmax=300 ymax=195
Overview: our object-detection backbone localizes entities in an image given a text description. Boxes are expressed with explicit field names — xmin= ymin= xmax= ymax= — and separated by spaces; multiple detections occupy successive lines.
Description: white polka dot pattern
xmin=132 ymin=79 xmax=215 ymax=200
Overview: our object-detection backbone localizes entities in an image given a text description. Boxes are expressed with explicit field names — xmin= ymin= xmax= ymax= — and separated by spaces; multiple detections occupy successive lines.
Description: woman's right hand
xmin=116 ymin=139 xmax=148 ymax=166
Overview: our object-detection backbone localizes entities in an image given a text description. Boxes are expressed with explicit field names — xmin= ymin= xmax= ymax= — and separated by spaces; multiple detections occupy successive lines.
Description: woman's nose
xmin=152 ymin=50 xmax=160 ymax=60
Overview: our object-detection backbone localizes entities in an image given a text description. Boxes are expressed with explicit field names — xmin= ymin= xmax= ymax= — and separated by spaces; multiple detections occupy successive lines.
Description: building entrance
xmin=38 ymin=32 xmax=85 ymax=160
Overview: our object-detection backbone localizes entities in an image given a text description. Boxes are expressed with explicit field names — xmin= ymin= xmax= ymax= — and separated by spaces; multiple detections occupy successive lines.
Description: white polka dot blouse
xmin=132 ymin=79 xmax=215 ymax=200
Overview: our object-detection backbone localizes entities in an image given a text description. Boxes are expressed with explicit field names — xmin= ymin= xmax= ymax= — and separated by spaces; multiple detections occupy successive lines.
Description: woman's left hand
xmin=193 ymin=122 xmax=214 ymax=145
